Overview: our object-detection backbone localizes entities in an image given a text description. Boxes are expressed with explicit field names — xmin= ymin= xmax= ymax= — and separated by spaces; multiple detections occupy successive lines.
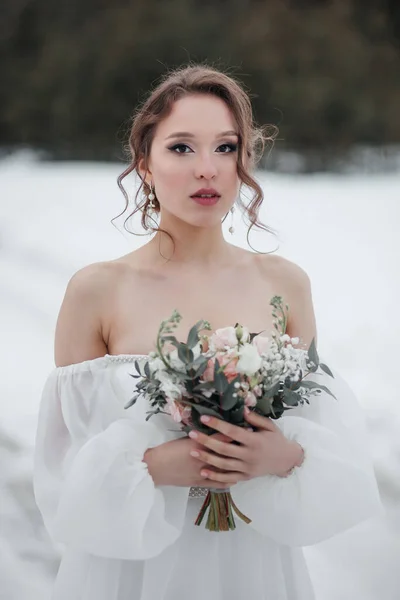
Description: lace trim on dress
xmin=106 ymin=354 xmax=149 ymax=362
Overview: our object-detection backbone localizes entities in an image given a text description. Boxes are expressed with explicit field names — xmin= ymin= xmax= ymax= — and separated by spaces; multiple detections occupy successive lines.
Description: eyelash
xmin=168 ymin=143 xmax=238 ymax=154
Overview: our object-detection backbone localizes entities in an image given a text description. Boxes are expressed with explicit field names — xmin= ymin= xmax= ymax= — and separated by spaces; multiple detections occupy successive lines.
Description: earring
xmin=147 ymin=183 xmax=156 ymax=214
xmin=229 ymin=205 xmax=235 ymax=234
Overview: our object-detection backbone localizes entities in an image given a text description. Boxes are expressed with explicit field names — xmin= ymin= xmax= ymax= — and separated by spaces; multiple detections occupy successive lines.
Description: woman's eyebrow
xmin=165 ymin=130 xmax=239 ymax=140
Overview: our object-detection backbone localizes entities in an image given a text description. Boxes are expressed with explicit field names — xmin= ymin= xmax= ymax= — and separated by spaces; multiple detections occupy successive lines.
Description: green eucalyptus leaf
xmin=215 ymin=373 xmax=229 ymax=394
xmin=256 ymin=394 xmax=273 ymax=416
xmin=188 ymin=394 xmax=216 ymax=406
xmin=213 ymin=360 xmax=229 ymax=394
xmin=192 ymin=385 xmax=216 ymax=400
xmin=193 ymin=360 xmax=208 ymax=378
xmin=124 ymin=395 xmax=138 ymax=409
xmin=192 ymin=354 xmax=207 ymax=367
xmin=190 ymin=408 xmax=215 ymax=434
xmin=228 ymin=403 xmax=244 ymax=424
xmin=144 ymin=361 xmax=151 ymax=379
xmin=263 ymin=380 xmax=281 ymax=398
xmin=191 ymin=404 xmax=222 ymax=418
xmin=187 ymin=322 xmax=202 ymax=349
xmin=300 ymin=380 xmax=337 ymax=399
xmin=249 ymin=331 xmax=264 ymax=342
xmin=307 ymin=338 xmax=320 ymax=368
xmin=283 ymin=388 xmax=300 ymax=406
xmin=320 ymin=363 xmax=334 ymax=377
xmin=178 ymin=398 xmax=220 ymax=414
xmin=270 ymin=406 xmax=284 ymax=420
xmin=287 ymin=378 xmax=302 ymax=391
xmin=214 ymin=357 xmax=221 ymax=375
xmin=177 ymin=343 xmax=192 ymax=363
xmin=221 ymin=390 xmax=238 ymax=411
xmin=145 ymin=408 xmax=167 ymax=421
xmin=220 ymin=376 xmax=241 ymax=411
xmin=162 ymin=335 xmax=180 ymax=348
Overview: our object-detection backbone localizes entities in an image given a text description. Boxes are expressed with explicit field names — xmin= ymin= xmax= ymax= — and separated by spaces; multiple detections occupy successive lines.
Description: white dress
xmin=33 ymin=353 xmax=383 ymax=600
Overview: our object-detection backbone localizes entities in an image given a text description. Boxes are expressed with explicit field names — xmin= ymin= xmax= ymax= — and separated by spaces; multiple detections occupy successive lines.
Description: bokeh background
xmin=1 ymin=1 xmax=399 ymax=599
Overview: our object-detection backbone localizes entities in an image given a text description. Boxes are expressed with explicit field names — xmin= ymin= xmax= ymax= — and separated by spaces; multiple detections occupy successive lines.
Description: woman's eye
xmin=217 ymin=143 xmax=238 ymax=153
xmin=168 ymin=142 xmax=238 ymax=154
xmin=169 ymin=143 xmax=192 ymax=154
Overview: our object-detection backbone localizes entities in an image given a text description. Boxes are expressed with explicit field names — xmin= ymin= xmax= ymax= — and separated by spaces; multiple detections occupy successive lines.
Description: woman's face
xmin=145 ymin=93 xmax=241 ymax=229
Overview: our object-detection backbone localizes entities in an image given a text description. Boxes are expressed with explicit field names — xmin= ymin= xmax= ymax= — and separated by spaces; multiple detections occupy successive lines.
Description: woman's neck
xmin=147 ymin=226 xmax=236 ymax=268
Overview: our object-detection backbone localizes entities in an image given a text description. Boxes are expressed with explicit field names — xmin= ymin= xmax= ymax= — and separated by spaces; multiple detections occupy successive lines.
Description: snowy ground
xmin=0 ymin=152 xmax=399 ymax=599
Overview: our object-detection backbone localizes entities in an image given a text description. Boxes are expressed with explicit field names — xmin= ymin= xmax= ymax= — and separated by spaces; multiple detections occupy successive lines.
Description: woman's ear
xmin=137 ymin=157 xmax=152 ymax=187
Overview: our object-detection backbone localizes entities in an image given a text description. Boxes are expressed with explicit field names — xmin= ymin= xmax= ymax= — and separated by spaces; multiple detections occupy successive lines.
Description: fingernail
xmin=189 ymin=431 xmax=198 ymax=439
xmin=244 ymin=407 xmax=250 ymax=415
xmin=201 ymin=470 xmax=208 ymax=477
xmin=200 ymin=415 xmax=210 ymax=423
xmin=190 ymin=450 xmax=200 ymax=457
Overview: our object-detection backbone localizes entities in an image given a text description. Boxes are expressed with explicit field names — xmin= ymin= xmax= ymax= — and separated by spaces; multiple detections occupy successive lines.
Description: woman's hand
xmin=188 ymin=408 xmax=304 ymax=483
xmin=143 ymin=432 xmax=235 ymax=489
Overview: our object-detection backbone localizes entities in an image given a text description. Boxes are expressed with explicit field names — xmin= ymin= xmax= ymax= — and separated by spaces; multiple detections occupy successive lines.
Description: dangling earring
xmin=229 ymin=205 xmax=235 ymax=234
xmin=147 ymin=182 xmax=156 ymax=215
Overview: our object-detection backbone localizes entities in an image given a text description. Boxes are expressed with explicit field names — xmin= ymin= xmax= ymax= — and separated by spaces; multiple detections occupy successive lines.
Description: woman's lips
xmin=191 ymin=195 xmax=220 ymax=206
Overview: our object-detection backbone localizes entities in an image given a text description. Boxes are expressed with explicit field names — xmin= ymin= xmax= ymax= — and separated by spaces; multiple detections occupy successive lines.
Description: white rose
xmin=236 ymin=343 xmax=263 ymax=376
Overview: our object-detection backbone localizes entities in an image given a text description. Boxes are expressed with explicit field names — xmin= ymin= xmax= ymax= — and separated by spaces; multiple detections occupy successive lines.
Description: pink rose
xmin=166 ymin=399 xmax=182 ymax=423
xmin=210 ymin=327 xmax=237 ymax=351
xmin=179 ymin=404 xmax=192 ymax=425
xmin=166 ymin=400 xmax=192 ymax=423
xmin=203 ymin=352 xmax=239 ymax=383
xmin=253 ymin=335 xmax=271 ymax=356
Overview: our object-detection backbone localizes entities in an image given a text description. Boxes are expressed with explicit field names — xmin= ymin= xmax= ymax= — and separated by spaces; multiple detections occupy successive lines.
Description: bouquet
xmin=124 ymin=296 xmax=336 ymax=531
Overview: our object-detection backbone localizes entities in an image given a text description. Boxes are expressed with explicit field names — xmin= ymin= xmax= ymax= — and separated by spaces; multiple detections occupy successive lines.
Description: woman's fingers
xmin=189 ymin=429 xmax=245 ymax=459
xmin=197 ymin=415 xmax=252 ymax=444
xmin=210 ymin=432 xmax=233 ymax=443
xmin=244 ymin=407 xmax=279 ymax=432
xmin=199 ymin=468 xmax=248 ymax=484
xmin=191 ymin=448 xmax=246 ymax=473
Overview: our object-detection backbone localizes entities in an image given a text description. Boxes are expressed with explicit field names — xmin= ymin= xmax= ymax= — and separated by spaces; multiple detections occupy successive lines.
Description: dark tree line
xmin=1 ymin=0 xmax=399 ymax=166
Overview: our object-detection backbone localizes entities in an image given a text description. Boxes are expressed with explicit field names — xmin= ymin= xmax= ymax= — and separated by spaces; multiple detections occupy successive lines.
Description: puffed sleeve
xmin=231 ymin=358 xmax=383 ymax=547
xmin=33 ymin=358 xmax=189 ymax=560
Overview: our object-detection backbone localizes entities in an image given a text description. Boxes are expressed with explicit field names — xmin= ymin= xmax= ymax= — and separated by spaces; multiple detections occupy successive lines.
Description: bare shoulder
xmin=68 ymin=261 xmax=117 ymax=292
xmin=54 ymin=261 xmax=120 ymax=367
xmin=256 ymin=253 xmax=317 ymax=349
xmin=255 ymin=252 xmax=311 ymax=288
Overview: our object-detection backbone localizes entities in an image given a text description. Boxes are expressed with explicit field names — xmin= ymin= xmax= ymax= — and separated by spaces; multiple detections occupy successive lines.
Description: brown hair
xmin=114 ymin=63 xmax=279 ymax=253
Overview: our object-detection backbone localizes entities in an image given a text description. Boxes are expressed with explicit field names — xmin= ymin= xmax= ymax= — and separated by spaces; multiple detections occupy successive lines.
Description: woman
xmin=33 ymin=65 xmax=382 ymax=600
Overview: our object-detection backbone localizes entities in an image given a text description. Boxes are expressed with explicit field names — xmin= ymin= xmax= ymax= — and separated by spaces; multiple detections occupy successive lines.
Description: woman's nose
xmin=194 ymin=154 xmax=218 ymax=179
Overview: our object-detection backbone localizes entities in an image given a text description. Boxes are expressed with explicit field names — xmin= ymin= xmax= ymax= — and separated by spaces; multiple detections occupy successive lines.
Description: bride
xmin=33 ymin=64 xmax=382 ymax=600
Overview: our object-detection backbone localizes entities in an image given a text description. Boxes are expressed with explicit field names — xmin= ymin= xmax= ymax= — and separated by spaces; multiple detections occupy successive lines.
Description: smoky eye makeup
xmin=217 ymin=142 xmax=238 ymax=153
xmin=167 ymin=141 xmax=238 ymax=154
xmin=167 ymin=143 xmax=193 ymax=153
